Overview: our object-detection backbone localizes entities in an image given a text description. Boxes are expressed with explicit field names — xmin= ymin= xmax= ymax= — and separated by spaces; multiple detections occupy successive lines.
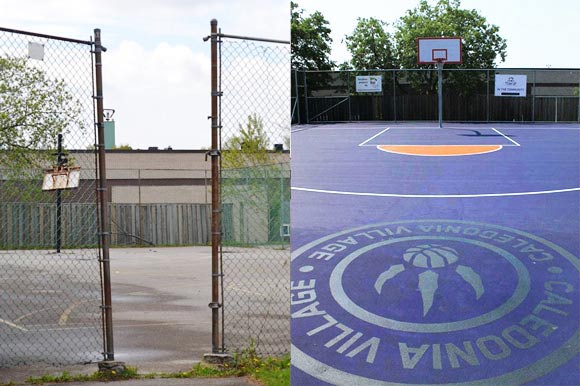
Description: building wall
xmin=71 ymin=149 xmax=211 ymax=204
xmin=112 ymin=185 xmax=209 ymax=204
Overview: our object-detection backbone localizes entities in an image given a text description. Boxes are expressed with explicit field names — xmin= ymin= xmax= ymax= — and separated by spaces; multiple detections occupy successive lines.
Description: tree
xmin=394 ymin=0 xmax=507 ymax=94
xmin=291 ymin=1 xmax=334 ymax=70
xmin=221 ymin=114 xmax=288 ymax=246
xmin=113 ymin=144 xmax=133 ymax=150
xmin=0 ymin=57 xmax=84 ymax=172
xmin=222 ymin=113 xmax=270 ymax=169
xmin=344 ymin=18 xmax=397 ymax=70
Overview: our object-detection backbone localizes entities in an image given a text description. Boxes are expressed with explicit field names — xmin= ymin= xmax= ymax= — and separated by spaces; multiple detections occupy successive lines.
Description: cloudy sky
xmin=1 ymin=1 xmax=578 ymax=149
xmin=299 ymin=0 xmax=580 ymax=68
xmin=0 ymin=0 xmax=289 ymax=150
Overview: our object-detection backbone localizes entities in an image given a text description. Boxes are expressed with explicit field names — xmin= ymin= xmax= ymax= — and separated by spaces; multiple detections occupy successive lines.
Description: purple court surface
xmin=290 ymin=122 xmax=580 ymax=386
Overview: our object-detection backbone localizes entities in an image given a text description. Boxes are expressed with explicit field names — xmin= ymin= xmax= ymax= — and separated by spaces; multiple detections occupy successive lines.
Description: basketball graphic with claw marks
xmin=291 ymin=220 xmax=580 ymax=385
xmin=375 ymin=244 xmax=484 ymax=316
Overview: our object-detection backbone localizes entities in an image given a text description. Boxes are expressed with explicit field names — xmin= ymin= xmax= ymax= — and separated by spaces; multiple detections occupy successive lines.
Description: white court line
xmin=487 ymin=127 xmax=580 ymax=130
xmin=358 ymin=128 xmax=390 ymax=146
xmin=492 ymin=127 xmax=521 ymax=146
xmin=0 ymin=317 xmax=28 ymax=331
xmin=298 ymin=126 xmax=389 ymax=130
xmin=291 ymin=186 xmax=580 ymax=198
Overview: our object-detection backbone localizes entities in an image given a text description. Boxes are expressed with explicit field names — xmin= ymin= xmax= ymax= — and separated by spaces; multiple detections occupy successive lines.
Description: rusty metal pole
xmin=209 ymin=19 xmax=221 ymax=354
xmin=94 ymin=28 xmax=115 ymax=362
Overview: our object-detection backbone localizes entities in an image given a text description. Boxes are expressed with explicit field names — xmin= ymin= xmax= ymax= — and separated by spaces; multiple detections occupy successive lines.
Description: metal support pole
xmin=393 ymin=70 xmax=397 ymax=122
xmin=94 ymin=28 xmax=115 ymax=362
xmin=347 ymin=71 xmax=352 ymax=121
xmin=56 ymin=133 xmax=63 ymax=253
xmin=486 ymin=70 xmax=490 ymax=122
xmin=437 ymin=61 xmax=444 ymax=128
xmin=293 ymin=69 xmax=300 ymax=124
xmin=209 ymin=18 xmax=222 ymax=354
xmin=303 ymin=68 xmax=309 ymax=124
xmin=532 ymin=70 xmax=536 ymax=122
xmin=578 ymin=79 xmax=580 ymax=124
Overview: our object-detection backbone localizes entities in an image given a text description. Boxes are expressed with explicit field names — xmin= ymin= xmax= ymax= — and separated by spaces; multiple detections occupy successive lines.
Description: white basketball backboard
xmin=417 ymin=37 xmax=462 ymax=64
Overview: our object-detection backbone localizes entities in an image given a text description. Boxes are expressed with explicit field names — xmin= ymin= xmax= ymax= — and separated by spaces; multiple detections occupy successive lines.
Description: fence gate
xmin=207 ymin=20 xmax=290 ymax=356
xmin=0 ymin=27 xmax=112 ymax=366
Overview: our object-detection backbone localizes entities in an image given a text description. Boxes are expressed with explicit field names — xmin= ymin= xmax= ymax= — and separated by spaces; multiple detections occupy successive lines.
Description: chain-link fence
xmin=211 ymin=23 xmax=290 ymax=356
xmin=293 ymin=68 xmax=580 ymax=124
xmin=0 ymin=28 xmax=105 ymax=366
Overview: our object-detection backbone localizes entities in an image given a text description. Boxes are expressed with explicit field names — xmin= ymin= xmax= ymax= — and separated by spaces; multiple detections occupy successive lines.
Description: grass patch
xmin=18 ymin=347 xmax=289 ymax=386
xmin=248 ymin=355 xmax=290 ymax=386
xmin=162 ymin=344 xmax=290 ymax=386
xmin=25 ymin=367 xmax=140 ymax=384
xmin=226 ymin=344 xmax=290 ymax=386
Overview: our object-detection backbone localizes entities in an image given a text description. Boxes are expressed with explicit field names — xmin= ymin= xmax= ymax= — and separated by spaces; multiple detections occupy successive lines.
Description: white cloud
xmin=105 ymin=41 xmax=210 ymax=149
xmin=0 ymin=0 xmax=290 ymax=150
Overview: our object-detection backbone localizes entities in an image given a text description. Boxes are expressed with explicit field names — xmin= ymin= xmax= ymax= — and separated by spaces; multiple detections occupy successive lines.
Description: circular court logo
xmin=291 ymin=220 xmax=580 ymax=385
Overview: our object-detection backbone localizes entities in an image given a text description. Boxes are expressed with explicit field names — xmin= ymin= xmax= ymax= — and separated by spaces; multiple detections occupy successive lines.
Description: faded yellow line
xmin=58 ymin=300 xmax=92 ymax=326
xmin=15 ymin=306 xmax=59 ymax=323
xmin=0 ymin=317 xmax=28 ymax=331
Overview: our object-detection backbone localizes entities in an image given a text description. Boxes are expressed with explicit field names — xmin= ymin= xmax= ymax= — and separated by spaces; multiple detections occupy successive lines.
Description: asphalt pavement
xmin=1 ymin=246 xmax=251 ymax=385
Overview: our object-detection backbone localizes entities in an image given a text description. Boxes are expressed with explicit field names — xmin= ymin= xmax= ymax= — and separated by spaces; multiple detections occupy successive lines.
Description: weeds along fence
xmin=292 ymin=68 xmax=580 ymax=124
xmin=0 ymin=27 xmax=110 ymax=366
xmin=208 ymin=21 xmax=291 ymax=357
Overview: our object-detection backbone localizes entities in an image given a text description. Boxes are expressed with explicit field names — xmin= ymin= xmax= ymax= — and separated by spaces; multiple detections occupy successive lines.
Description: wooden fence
xmin=110 ymin=203 xmax=211 ymax=246
xmin=0 ymin=203 xmax=213 ymax=248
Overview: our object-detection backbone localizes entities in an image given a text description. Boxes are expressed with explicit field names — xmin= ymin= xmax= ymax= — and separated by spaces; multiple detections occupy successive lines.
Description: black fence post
xmin=56 ymin=133 xmax=63 ymax=253
xmin=303 ymin=68 xmax=309 ymax=124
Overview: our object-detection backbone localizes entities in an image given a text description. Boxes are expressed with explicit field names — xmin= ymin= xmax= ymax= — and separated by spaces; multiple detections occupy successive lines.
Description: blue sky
xmin=0 ymin=0 xmax=289 ymax=149
xmin=300 ymin=0 xmax=580 ymax=68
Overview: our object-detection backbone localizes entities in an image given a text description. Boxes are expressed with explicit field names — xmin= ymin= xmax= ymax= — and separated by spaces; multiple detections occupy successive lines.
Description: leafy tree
xmin=222 ymin=113 xmax=270 ymax=169
xmin=344 ymin=17 xmax=397 ymax=70
xmin=291 ymin=1 xmax=334 ymax=70
xmin=221 ymin=114 xmax=288 ymax=246
xmin=0 ymin=57 xmax=84 ymax=172
xmin=113 ymin=143 xmax=133 ymax=150
xmin=337 ymin=61 xmax=353 ymax=71
xmin=394 ymin=0 xmax=507 ymax=94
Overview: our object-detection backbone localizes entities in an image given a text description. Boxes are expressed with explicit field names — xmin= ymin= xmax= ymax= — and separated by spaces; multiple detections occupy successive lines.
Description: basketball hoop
xmin=417 ymin=37 xmax=462 ymax=65
xmin=417 ymin=37 xmax=462 ymax=128
xmin=42 ymin=165 xmax=81 ymax=191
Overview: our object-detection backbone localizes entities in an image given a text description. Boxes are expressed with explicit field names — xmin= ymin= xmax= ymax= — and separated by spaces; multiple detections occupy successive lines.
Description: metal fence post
xmin=209 ymin=18 xmax=222 ymax=355
xmin=437 ymin=62 xmax=443 ymax=128
xmin=294 ymin=69 xmax=301 ymax=124
xmin=486 ymin=70 xmax=490 ymax=122
xmin=578 ymin=78 xmax=580 ymax=124
xmin=393 ymin=70 xmax=397 ymax=122
xmin=56 ymin=133 xmax=63 ymax=253
xmin=532 ymin=70 xmax=536 ymax=122
xmin=94 ymin=28 xmax=116 ymax=364
xmin=303 ymin=68 xmax=309 ymax=124
xmin=347 ymin=71 xmax=352 ymax=121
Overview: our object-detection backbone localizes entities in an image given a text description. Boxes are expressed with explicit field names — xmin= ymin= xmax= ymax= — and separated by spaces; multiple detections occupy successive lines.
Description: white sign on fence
xmin=356 ymin=75 xmax=382 ymax=92
xmin=495 ymin=74 xmax=527 ymax=97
